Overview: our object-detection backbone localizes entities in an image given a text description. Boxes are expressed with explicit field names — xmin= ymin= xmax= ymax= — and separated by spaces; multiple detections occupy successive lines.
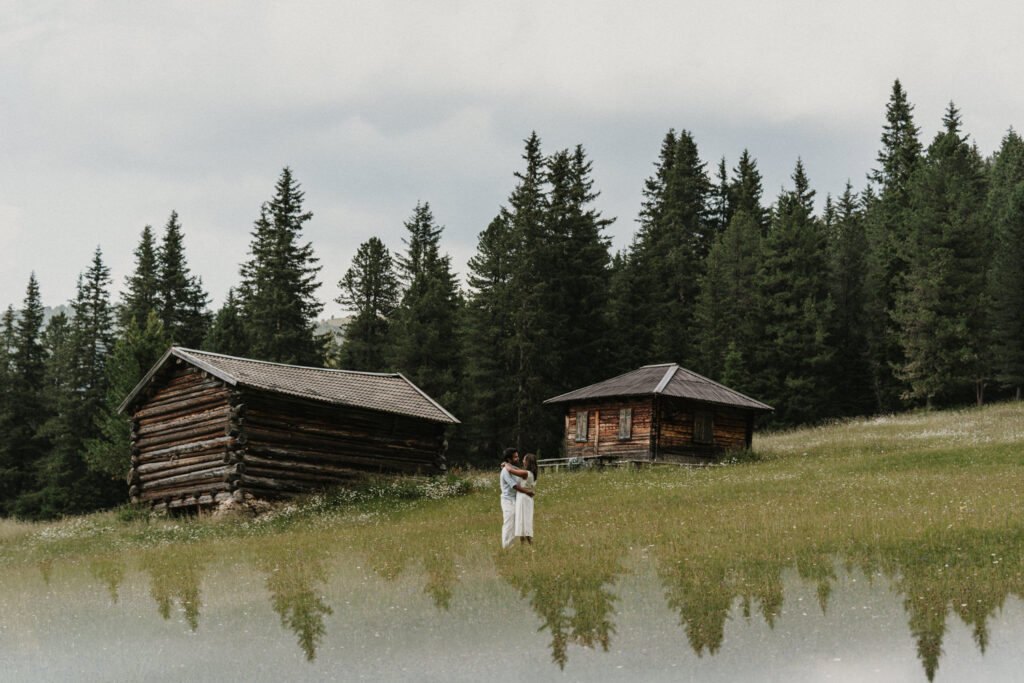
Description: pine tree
xmin=632 ymin=129 xmax=712 ymax=366
xmin=826 ymin=183 xmax=874 ymax=415
xmin=709 ymin=157 xmax=732 ymax=237
xmin=0 ymin=307 xmax=13 ymax=510
xmin=203 ymin=288 xmax=250 ymax=356
xmin=694 ymin=210 xmax=763 ymax=387
xmin=730 ymin=149 xmax=768 ymax=232
xmin=157 ymin=211 xmax=211 ymax=348
xmin=238 ymin=168 xmax=324 ymax=366
xmin=118 ymin=225 xmax=162 ymax=331
xmin=757 ymin=159 xmax=834 ymax=425
xmin=506 ymin=132 xmax=553 ymax=454
xmin=336 ymin=237 xmax=398 ymax=371
xmin=864 ymin=79 xmax=923 ymax=410
xmin=986 ymin=129 xmax=1024 ymax=399
xmin=0 ymin=277 xmax=50 ymax=513
xmin=26 ymin=249 xmax=121 ymax=517
xmin=387 ymin=202 xmax=463 ymax=412
xmin=84 ymin=311 xmax=171 ymax=480
xmin=894 ymin=104 xmax=989 ymax=407
xmin=462 ymin=214 xmax=517 ymax=464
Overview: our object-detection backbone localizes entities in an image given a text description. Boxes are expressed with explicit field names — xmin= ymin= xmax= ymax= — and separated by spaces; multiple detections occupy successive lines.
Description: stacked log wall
xmin=563 ymin=399 xmax=654 ymax=460
xmin=656 ymin=397 xmax=752 ymax=460
xmin=127 ymin=362 xmax=235 ymax=509
xmin=238 ymin=390 xmax=446 ymax=499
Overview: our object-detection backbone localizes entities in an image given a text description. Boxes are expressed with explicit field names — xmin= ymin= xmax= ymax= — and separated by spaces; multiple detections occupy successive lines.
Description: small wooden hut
xmin=119 ymin=347 xmax=459 ymax=510
xmin=544 ymin=363 xmax=772 ymax=463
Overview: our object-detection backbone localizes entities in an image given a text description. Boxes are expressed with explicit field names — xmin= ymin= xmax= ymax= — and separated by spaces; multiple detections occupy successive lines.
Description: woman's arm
xmin=504 ymin=465 xmax=529 ymax=477
xmin=513 ymin=483 xmax=534 ymax=497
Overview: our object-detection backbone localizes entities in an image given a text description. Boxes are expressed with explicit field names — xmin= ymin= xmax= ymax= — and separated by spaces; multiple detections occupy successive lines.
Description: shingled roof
xmin=544 ymin=363 xmax=773 ymax=412
xmin=119 ymin=347 xmax=459 ymax=424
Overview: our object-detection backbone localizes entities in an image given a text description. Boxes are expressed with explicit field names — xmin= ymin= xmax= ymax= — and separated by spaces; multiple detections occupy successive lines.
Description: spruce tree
xmin=238 ymin=168 xmax=324 ymax=366
xmin=387 ymin=203 xmax=463 ymax=412
xmin=864 ymin=79 xmax=923 ymax=410
xmin=203 ymin=288 xmax=250 ymax=356
xmin=631 ymin=128 xmax=712 ymax=366
xmin=826 ymin=183 xmax=874 ymax=415
xmin=26 ymin=249 xmax=121 ymax=517
xmin=0 ymin=306 xmax=13 ymax=510
xmin=0 ymin=277 xmax=50 ymax=513
xmin=157 ymin=211 xmax=211 ymax=348
xmin=894 ymin=104 xmax=989 ymax=407
xmin=336 ymin=237 xmax=398 ymax=371
xmin=118 ymin=225 xmax=162 ymax=331
xmin=986 ymin=130 xmax=1024 ymax=399
xmin=84 ymin=311 xmax=171 ymax=480
xmin=506 ymin=132 xmax=553 ymax=454
xmin=730 ymin=149 xmax=768 ymax=232
xmin=462 ymin=214 xmax=517 ymax=464
xmin=694 ymin=210 xmax=764 ymax=387
xmin=757 ymin=159 xmax=834 ymax=425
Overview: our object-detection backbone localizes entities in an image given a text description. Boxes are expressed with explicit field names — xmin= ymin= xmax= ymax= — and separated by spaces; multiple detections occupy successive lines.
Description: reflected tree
xmin=258 ymin=543 xmax=334 ymax=662
xmin=88 ymin=557 xmax=125 ymax=604
xmin=143 ymin=548 xmax=204 ymax=632
xmin=497 ymin=540 xmax=625 ymax=670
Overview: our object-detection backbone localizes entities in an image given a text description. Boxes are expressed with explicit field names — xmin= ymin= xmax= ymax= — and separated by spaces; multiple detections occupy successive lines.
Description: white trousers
xmin=501 ymin=498 xmax=516 ymax=548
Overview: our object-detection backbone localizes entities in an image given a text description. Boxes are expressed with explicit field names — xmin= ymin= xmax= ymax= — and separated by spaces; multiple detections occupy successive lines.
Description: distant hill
xmin=315 ymin=316 xmax=351 ymax=344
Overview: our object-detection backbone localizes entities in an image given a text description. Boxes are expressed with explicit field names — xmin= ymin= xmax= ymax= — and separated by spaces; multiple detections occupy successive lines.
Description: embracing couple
xmin=499 ymin=447 xmax=538 ymax=548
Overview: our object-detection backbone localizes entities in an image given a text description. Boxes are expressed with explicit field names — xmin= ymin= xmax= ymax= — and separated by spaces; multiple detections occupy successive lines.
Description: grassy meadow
xmin=2 ymin=402 xmax=1024 ymax=676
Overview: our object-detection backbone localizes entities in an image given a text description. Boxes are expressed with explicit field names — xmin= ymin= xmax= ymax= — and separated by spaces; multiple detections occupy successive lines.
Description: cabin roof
xmin=543 ymin=363 xmax=773 ymax=412
xmin=119 ymin=347 xmax=460 ymax=424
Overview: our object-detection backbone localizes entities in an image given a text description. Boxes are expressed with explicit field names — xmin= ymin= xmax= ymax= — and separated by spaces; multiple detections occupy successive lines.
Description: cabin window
xmin=618 ymin=408 xmax=632 ymax=440
xmin=575 ymin=411 xmax=588 ymax=442
xmin=693 ymin=411 xmax=713 ymax=444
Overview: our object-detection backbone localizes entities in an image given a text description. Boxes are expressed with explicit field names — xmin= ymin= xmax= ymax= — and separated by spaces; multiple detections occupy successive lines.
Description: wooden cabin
xmin=119 ymin=347 xmax=459 ymax=510
xmin=544 ymin=364 xmax=772 ymax=463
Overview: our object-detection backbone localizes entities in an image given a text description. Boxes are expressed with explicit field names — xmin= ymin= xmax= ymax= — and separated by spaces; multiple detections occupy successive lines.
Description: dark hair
xmin=523 ymin=453 xmax=538 ymax=480
xmin=502 ymin=447 xmax=518 ymax=462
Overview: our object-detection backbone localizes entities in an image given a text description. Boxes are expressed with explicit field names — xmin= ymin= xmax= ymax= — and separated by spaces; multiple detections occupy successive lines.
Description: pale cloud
xmin=2 ymin=0 xmax=1024 ymax=310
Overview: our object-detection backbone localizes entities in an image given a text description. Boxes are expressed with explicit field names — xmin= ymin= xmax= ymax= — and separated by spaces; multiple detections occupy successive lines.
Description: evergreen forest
xmin=2 ymin=81 xmax=1023 ymax=518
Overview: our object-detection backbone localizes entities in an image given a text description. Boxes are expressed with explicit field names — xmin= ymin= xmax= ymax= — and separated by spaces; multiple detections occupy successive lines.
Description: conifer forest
xmin=2 ymin=81 xmax=1023 ymax=519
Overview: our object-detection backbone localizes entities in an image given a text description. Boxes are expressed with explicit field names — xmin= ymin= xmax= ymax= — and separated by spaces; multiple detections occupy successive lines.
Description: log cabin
xmin=118 ymin=347 xmax=459 ymax=510
xmin=543 ymin=363 xmax=772 ymax=463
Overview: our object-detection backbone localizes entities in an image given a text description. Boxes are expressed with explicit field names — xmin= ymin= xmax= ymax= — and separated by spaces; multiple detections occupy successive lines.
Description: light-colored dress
xmin=514 ymin=471 xmax=535 ymax=537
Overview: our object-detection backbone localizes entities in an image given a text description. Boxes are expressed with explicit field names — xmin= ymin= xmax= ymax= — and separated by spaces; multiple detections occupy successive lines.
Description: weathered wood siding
xmin=128 ymin=360 xmax=447 ymax=510
xmin=563 ymin=398 xmax=654 ymax=459
xmin=656 ymin=397 xmax=752 ymax=460
xmin=238 ymin=390 xmax=446 ymax=499
xmin=127 ymin=363 xmax=234 ymax=507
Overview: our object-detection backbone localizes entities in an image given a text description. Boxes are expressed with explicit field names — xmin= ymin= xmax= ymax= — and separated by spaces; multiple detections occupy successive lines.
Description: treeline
xmin=2 ymin=80 xmax=1023 ymax=517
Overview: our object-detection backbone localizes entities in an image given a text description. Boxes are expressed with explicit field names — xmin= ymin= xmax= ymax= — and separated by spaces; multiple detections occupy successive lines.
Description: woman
xmin=513 ymin=453 xmax=538 ymax=545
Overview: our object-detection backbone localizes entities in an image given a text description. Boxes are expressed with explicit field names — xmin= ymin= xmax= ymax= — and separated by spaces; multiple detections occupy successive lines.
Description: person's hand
xmin=500 ymin=462 xmax=507 ymax=470
xmin=528 ymin=490 xmax=535 ymax=498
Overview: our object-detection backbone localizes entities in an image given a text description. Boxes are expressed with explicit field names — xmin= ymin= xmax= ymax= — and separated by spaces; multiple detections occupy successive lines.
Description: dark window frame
xmin=574 ymin=411 xmax=588 ymax=442
xmin=618 ymin=408 xmax=632 ymax=440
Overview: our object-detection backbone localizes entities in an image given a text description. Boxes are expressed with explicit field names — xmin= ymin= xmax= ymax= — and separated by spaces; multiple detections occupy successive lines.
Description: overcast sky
xmin=2 ymin=1 xmax=1023 ymax=315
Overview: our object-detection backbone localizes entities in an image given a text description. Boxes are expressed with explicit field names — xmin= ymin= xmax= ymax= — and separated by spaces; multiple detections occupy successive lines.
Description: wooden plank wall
xmin=127 ymin=363 xmax=234 ymax=508
xmin=239 ymin=390 xmax=446 ymax=499
xmin=563 ymin=398 xmax=653 ymax=460
xmin=656 ymin=397 xmax=751 ymax=459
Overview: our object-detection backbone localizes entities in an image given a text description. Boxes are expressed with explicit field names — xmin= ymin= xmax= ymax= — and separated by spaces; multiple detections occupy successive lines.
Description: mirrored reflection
xmin=649 ymin=527 xmax=1024 ymax=682
xmin=142 ymin=547 xmax=204 ymax=632
xmin=497 ymin=541 xmax=627 ymax=670
xmin=369 ymin=535 xmax=459 ymax=611
xmin=87 ymin=557 xmax=125 ymax=604
xmin=256 ymin=543 xmax=333 ymax=662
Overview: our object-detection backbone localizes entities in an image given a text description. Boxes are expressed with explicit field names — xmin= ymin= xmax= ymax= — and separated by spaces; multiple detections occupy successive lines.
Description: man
xmin=499 ymin=447 xmax=534 ymax=548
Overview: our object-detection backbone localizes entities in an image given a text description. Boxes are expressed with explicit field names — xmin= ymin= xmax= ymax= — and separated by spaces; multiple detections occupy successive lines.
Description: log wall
xmin=563 ymin=398 xmax=654 ymax=460
xmin=127 ymin=361 xmax=234 ymax=509
xmin=127 ymin=360 xmax=448 ymax=509
xmin=655 ymin=397 xmax=752 ymax=460
xmin=238 ymin=390 xmax=447 ymax=499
